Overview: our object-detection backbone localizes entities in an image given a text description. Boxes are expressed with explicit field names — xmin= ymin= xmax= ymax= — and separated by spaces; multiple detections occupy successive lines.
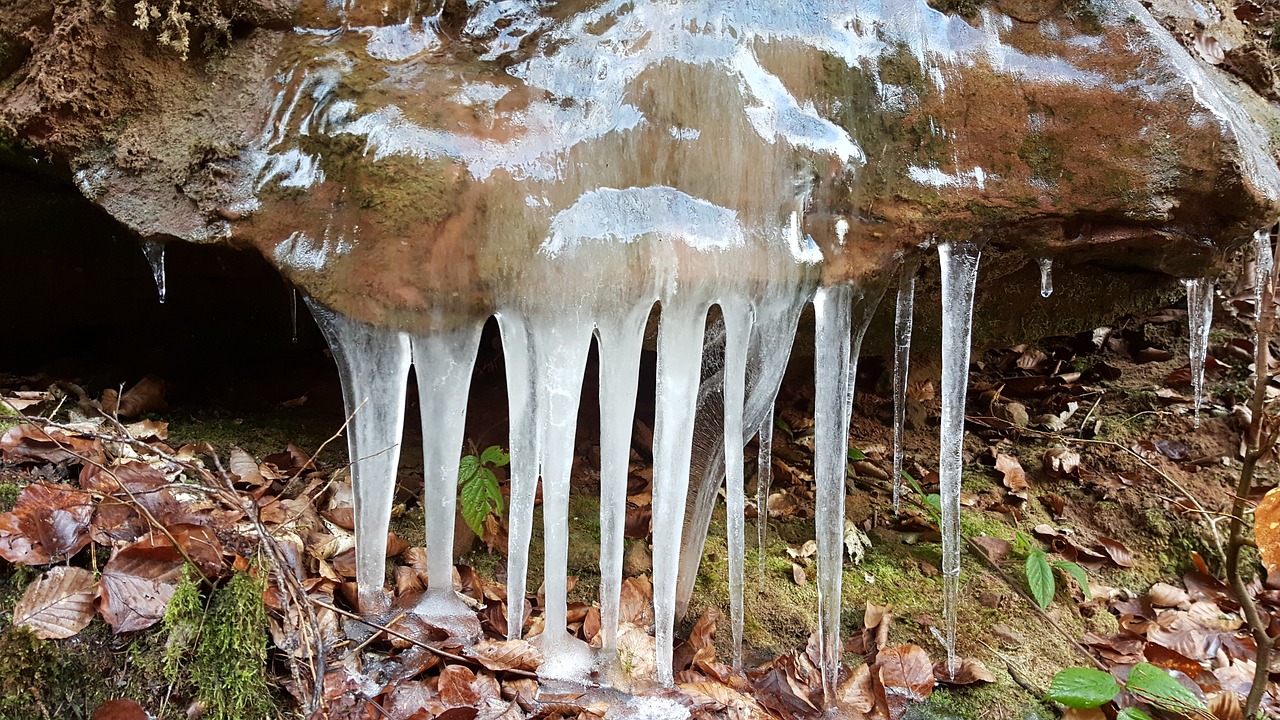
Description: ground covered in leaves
xmin=2 ymin=269 xmax=1280 ymax=720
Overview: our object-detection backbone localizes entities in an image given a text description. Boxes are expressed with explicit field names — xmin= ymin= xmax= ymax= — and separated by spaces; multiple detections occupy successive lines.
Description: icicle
xmin=141 ymin=240 xmax=166 ymax=304
xmin=596 ymin=306 xmax=650 ymax=656
xmin=721 ymin=300 xmax=752 ymax=669
xmin=1184 ymin=277 xmax=1215 ymax=429
xmin=305 ymin=300 xmax=411 ymax=615
xmin=291 ymin=289 xmax=300 ymax=344
xmin=1254 ymin=230 xmax=1272 ymax=325
xmin=651 ymin=299 xmax=709 ymax=686
xmin=409 ymin=326 xmax=483 ymax=638
xmin=674 ymin=294 xmax=805 ymax=620
xmin=497 ymin=313 xmax=537 ymax=640
xmin=527 ymin=316 xmax=596 ymax=680
xmin=1039 ymin=257 xmax=1053 ymax=298
xmin=812 ymin=284 xmax=854 ymax=706
xmin=755 ymin=414 xmax=773 ymax=584
xmin=892 ymin=259 xmax=917 ymax=513
xmin=937 ymin=241 xmax=982 ymax=678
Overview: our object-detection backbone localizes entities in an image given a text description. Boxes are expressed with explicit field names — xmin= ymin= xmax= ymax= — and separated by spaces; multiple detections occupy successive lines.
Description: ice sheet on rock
xmin=1039 ymin=257 xmax=1053 ymax=298
xmin=141 ymin=241 xmax=166 ymax=304
xmin=1183 ymin=277 xmax=1214 ymax=429
xmin=937 ymin=241 xmax=982 ymax=677
xmin=305 ymin=299 xmax=412 ymax=614
xmin=892 ymin=258 xmax=918 ymax=512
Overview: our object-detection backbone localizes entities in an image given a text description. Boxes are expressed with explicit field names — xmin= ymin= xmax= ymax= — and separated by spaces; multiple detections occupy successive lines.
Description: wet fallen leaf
xmin=438 ymin=664 xmax=480 ymax=707
xmin=1042 ymin=447 xmax=1081 ymax=477
xmin=0 ymin=424 xmax=104 ymax=465
xmin=933 ymin=658 xmax=996 ymax=685
xmin=1096 ymin=536 xmax=1136 ymax=568
xmin=469 ymin=640 xmax=543 ymax=672
xmin=0 ymin=481 xmax=94 ymax=564
xmin=876 ymin=645 xmax=935 ymax=720
xmin=970 ymin=536 xmax=1011 ymax=564
xmin=92 ymin=699 xmax=149 ymax=720
xmin=13 ymin=566 xmax=97 ymax=639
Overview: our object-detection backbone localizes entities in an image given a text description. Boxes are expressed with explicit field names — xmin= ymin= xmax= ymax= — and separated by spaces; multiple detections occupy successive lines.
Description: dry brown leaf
xmin=995 ymin=453 xmax=1028 ymax=494
xmin=99 ymin=535 xmax=185 ymax=632
xmin=791 ymin=563 xmax=808 ymax=585
xmin=109 ymin=376 xmax=168 ymax=418
xmin=0 ymin=424 xmax=104 ymax=465
xmin=970 ymin=536 xmax=1011 ymax=565
xmin=1148 ymin=582 xmax=1191 ymax=608
xmin=13 ymin=566 xmax=97 ymax=639
xmin=469 ymin=640 xmax=543 ymax=672
xmin=1095 ymin=536 xmax=1135 ymax=568
xmin=438 ymin=664 xmax=480 ymax=707
xmin=1255 ymin=486 xmax=1280 ymax=574
xmin=836 ymin=662 xmax=876 ymax=714
xmin=1062 ymin=709 xmax=1107 ymax=720
xmin=0 ymin=482 xmax=95 ymax=564
xmin=876 ymin=644 xmax=935 ymax=720
xmin=1144 ymin=642 xmax=1204 ymax=678
xmin=1207 ymin=690 xmax=1244 ymax=720
xmin=92 ymin=699 xmax=149 ymax=720
xmin=1042 ymin=447 xmax=1081 ymax=477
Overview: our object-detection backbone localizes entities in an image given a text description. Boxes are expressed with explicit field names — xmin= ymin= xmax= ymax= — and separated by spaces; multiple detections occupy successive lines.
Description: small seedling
xmin=458 ymin=445 xmax=510 ymax=537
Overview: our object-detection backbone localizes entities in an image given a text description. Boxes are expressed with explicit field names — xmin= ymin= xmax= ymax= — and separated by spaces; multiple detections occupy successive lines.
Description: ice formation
xmin=937 ymin=241 xmax=983 ymax=677
xmin=235 ymin=0 xmax=1280 ymax=708
xmin=1254 ymin=230 xmax=1273 ymax=327
xmin=892 ymin=260 xmax=918 ymax=512
xmin=1039 ymin=258 xmax=1054 ymax=298
xmin=1183 ymin=277 xmax=1214 ymax=429
xmin=141 ymin=240 xmax=166 ymax=304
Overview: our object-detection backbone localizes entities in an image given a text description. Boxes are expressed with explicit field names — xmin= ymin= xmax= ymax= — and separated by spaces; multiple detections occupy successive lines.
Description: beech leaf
xmin=1026 ymin=550 xmax=1055 ymax=609
xmin=1125 ymin=662 xmax=1207 ymax=714
xmin=1254 ymin=486 xmax=1280 ymax=574
xmin=13 ymin=566 xmax=97 ymax=639
xmin=1047 ymin=667 xmax=1119 ymax=708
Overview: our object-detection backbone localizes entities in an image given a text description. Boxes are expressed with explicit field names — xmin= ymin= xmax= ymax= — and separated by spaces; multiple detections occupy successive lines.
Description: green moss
xmin=1018 ymin=135 xmax=1072 ymax=183
xmin=192 ymin=572 xmax=274 ymax=720
xmin=0 ymin=482 xmax=18 ymax=512
xmin=911 ymin=683 xmax=1052 ymax=720
xmin=0 ymin=625 xmax=111 ymax=720
xmin=0 ymin=401 xmax=17 ymax=435
xmin=1272 ymin=23 xmax=1280 ymax=52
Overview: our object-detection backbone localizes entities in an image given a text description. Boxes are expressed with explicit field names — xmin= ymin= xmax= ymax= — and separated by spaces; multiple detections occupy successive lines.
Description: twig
xmin=289 ymin=398 xmax=366 ymax=482
xmin=310 ymin=600 xmax=540 ymax=680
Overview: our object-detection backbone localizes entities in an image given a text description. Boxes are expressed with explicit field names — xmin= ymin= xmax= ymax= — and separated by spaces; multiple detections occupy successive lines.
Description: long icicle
xmin=306 ymin=300 xmax=411 ymax=615
xmin=755 ymin=414 xmax=773 ymax=584
xmin=892 ymin=258 xmax=917 ymax=513
xmin=410 ymin=326 xmax=483 ymax=638
xmin=1255 ymin=230 xmax=1272 ymax=329
xmin=813 ymin=284 xmax=853 ymax=706
xmin=1038 ymin=257 xmax=1054 ymax=298
xmin=651 ymin=299 xmax=708 ymax=686
xmin=1184 ymin=277 xmax=1214 ymax=429
xmin=142 ymin=240 xmax=167 ymax=304
xmin=596 ymin=305 xmax=650 ymax=656
xmin=497 ymin=313 xmax=538 ymax=639
xmin=528 ymin=316 xmax=595 ymax=680
xmin=722 ymin=300 xmax=753 ymax=669
xmin=937 ymin=241 xmax=982 ymax=677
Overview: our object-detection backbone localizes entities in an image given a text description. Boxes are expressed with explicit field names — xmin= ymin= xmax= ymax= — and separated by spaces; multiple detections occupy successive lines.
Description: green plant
xmin=1047 ymin=662 xmax=1206 ymax=717
xmin=1015 ymin=532 xmax=1091 ymax=609
xmin=458 ymin=446 xmax=509 ymax=537
xmin=192 ymin=572 xmax=273 ymax=720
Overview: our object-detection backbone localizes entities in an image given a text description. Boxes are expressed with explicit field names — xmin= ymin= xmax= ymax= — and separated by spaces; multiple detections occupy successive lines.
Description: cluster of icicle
xmin=300 ymin=245 xmax=1232 ymax=702
xmin=298 ymin=240 xmax=992 ymax=698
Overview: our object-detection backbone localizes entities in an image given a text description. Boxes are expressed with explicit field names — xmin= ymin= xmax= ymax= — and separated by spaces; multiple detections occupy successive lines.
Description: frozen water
xmin=892 ymin=259 xmax=918 ymax=512
xmin=1184 ymin=277 xmax=1215 ymax=429
xmin=756 ymin=414 xmax=773 ymax=583
xmin=1254 ymin=230 xmax=1272 ymax=326
xmin=1039 ymin=257 xmax=1054 ymax=298
xmin=141 ymin=241 xmax=166 ymax=304
xmin=937 ymin=241 xmax=982 ymax=677
xmin=721 ymin=299 xmax=752 ymax=668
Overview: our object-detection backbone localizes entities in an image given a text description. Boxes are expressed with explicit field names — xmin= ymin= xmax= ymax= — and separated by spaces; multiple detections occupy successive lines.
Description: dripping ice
xmin=1039 ymin=257 xmax=1053 ymax=298
xmin=1184 ymin=277 xmax=1214 ymax=429
xmin=937 ymin=241 xmax=982 ymax=677
xmin=892 ymin=260 xmax=917 ymax=513
xmin=141 ymin=240 xmax=166 ymax=304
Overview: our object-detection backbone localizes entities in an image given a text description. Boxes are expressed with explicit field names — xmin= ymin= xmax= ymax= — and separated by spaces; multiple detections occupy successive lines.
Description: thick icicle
xmin=651 ymin=299 xmax=709 ymax=686
xmin=1254 ymin=230 xmax=1272 ymax=325
xmin=1039 ymin=257 xmax=1053 ymax=298
xmin=813 ymin=284 xmax=853 ymax=705
xmin=755 ymin=414 xmax=773 ymax=584
xmin=596 ymin=306 xmax=650 ymax=655
xmin=306 ymin=300 xmax=411 ymax=614
xmin=937 ymin=241 xmax=982 ymax=677
xmin=142 ymin=240 xmax=166 ymax=304
xmin=1183 ymin=277 xmax=1214 ymax=429
xmin=527 ymin=316 xmax=596 ymax=680
xmin=496 ymin=313 xmax=537 ymax=640
xmin=721 ymin=300 xmax=752 ymax=669
xmin=409 ymin=326 xmax=483 ymax=638
xmin=892 ymin=259 xmax=917 ymax=513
